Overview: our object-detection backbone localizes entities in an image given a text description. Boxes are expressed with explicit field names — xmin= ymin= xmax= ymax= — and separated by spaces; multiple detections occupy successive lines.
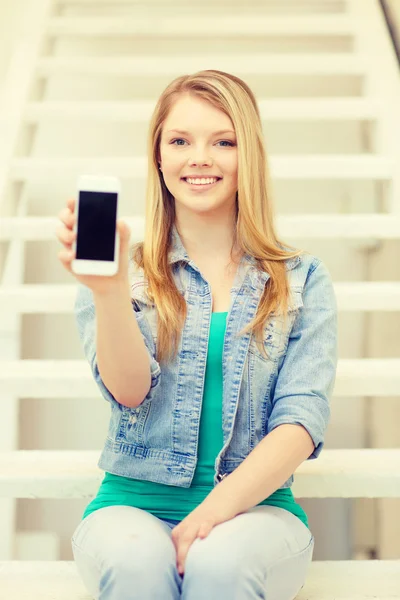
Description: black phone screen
xmin=76 ymin=190 xmax=118 ymax=261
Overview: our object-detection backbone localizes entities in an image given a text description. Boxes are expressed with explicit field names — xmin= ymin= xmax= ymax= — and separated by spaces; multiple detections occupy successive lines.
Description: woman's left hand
xmin=171 ymin=503 xmax=230 ymax=576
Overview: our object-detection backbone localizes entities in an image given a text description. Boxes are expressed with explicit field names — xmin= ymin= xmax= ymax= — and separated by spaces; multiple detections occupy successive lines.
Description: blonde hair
xmin=131 ymin=69 xmax=304 ymax=364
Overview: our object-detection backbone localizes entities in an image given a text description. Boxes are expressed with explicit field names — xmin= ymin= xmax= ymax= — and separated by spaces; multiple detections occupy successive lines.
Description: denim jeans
xmin=71 ymin=504 xmax=314 ymax=600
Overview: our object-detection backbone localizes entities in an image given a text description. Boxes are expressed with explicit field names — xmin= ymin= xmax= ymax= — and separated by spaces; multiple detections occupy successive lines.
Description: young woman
xmin=58 ymin=69 xmax=338 ymax=600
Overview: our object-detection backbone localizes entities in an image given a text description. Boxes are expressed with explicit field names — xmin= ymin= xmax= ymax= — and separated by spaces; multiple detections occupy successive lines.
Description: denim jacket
xmin=74 ymin=225 xmax=338 ymax=489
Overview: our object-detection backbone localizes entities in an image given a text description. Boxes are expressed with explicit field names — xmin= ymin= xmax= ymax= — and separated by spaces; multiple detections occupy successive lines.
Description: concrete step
xmin=46 ymin=15 xmax=354 ymax=37
xmin=24 ymin=98 xmax=382 ymax=123
xmin=36 ymin=53 xmax=366 ymax=77
xmin=0 ymin=559 xmax=399 ymax=599
xmin=58 ymin=0 xmax=346 ymax=14
xmin=0 ymin=558 xmax=397 ymax=600
xmin=0 ymin=449 xmax=399 ymax=498
xmin=0 ymin=358 xmax=400 ymax=398
xmin=7 ymin=155 xmax=395 ymax=181
xmin=2 ymin=214 xmax=400 ymax=241
xmin=2 ymin=282 xmax=400 ymax=313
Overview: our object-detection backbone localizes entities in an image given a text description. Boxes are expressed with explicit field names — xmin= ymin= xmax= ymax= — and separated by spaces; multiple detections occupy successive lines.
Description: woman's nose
xmin=188 ymin=155 xmax=213 ymax=167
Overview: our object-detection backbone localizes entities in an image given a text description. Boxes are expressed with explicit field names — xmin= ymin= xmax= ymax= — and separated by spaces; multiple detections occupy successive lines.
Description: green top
xmin=82 ymin=311 xmax=309 ymax=529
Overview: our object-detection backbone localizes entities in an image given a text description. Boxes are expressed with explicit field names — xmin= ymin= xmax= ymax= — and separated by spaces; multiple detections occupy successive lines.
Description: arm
xmin=94 ymin=281 xmax=153 ymax=407
xmin=202 ymin=423 xmax=314 ymax=520
xmin=74 ymin=280 xmax=161 ymax=408
xmin=203 ymin=259 xmax=338 ymax=520
xmin=172 ymin=423 xmax=315 ymax=575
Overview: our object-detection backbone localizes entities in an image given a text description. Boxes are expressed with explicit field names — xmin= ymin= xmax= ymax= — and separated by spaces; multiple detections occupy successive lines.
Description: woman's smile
xmin=181 ymin=178 xmax=222 ymax=192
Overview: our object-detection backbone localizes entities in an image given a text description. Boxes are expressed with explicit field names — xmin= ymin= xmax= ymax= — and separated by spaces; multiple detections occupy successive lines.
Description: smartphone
xmin=72 ymin=175 xmax=121 ymax=276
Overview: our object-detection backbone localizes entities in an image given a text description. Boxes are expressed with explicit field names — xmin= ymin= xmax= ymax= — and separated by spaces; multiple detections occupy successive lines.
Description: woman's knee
xmin=72 ymin=507 xmax=172 ymax=555
xmin=183 ymin=508 xmax=314 ymax=588
xmin=184 ymin=532 xmax=256 ymax=580
xmin=71 ymin=507 xmax=179 ymax=598
xmin=106 ymin=527 xmax=176 ymax=570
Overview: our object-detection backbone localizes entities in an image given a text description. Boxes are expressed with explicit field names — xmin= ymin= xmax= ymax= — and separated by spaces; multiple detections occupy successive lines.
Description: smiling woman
xmin=71 ymin=69 xmax=337 ymax=600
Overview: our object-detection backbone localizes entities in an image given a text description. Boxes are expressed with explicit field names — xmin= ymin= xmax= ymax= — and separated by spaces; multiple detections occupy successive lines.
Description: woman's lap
xmin=71 ymin=504 xmax=314 ymax=600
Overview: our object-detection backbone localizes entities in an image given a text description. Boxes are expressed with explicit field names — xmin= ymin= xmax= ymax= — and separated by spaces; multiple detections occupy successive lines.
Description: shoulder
xmin=283 ymin=248 xmax=322 ymax=285
xmin=287 ymin=252 xmax=336 ymax=317
xmin=286 ymin=251 xmax=334 ymax=300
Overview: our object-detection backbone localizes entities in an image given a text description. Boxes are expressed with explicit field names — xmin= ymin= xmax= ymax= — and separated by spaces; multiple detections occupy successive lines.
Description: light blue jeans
xmin=71 ymin=504 xmax=314 ymax=600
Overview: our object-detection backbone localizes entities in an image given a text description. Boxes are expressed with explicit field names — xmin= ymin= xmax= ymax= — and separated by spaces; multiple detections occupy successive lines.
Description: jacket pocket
xmin=118 ymin=403 xmax=152 ymax=445
xmin=249 ymin=288 xmax=303 ymax=363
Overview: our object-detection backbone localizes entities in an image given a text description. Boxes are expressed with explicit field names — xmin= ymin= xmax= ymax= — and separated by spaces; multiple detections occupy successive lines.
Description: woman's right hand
xmin=56 ymin=197 xmax=132 ymax=295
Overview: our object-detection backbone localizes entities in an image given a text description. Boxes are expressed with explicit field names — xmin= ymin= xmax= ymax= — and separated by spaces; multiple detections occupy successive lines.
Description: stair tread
xmin=2 ymin=281 xmax=400 ymax=312
xmin=0 ymin=559 xmax=398 ymax=600
xmin=0 ymin=449 xmax=399 ymax=498
xmin=47 ymin=14 xmax=354 ymax=36
xmin=0 ymin=358 xmax=397 ymax=396
xmin=2 ymin=214 xmax=400 ymax=241
xmin=25 ymin=97 xmax=382 ymax=121
xmin=9 ymin=155 xmax=396 ymax=180
xmin=37 ymin=53 xmax=366 ymax=76
xmin=58 ymin=0 xmax=346 ymax=7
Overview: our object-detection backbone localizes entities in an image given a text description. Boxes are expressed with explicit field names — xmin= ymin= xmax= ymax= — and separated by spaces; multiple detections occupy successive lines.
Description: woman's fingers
xmin=57 ymin=203 xmax=76 ymax=273
xmin=58 ymin=204 xmax=76 ymax=229
xmin=55 ymin=224 xmax=76 ymax=247
xmin=58 ymin=247 xmax=75 ymax=272
xmin=58 ymin=247 xmax=75 ymax=260
xmin=56 ymin=198 xmax=77 ymax=252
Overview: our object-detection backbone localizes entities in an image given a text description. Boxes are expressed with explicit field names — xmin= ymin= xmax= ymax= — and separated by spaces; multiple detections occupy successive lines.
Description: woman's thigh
xmin=71 ymin=506 xmax=182 ymax=600
xmin=182 ymin=505 xmax=315 ymax=600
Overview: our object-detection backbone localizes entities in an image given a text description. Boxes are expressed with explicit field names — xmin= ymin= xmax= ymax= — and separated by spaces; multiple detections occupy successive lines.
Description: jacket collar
xmin=168 ymin=223 xmax=301 ymax=272
xmin=130 ymin=225 xmax=301 ymax=304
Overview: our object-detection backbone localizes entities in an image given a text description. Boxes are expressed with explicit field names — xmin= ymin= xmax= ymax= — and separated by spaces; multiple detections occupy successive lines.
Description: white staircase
xmin=1 ymin=0 xmax=400 ymax=598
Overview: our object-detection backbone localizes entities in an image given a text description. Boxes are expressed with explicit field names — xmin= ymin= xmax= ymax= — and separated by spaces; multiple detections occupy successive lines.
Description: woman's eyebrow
xmin=166 ymin=129 xmax=235 ymax=135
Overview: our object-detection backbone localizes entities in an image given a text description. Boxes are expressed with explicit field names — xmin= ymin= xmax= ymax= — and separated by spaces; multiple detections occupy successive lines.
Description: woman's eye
xmin=170 ymin=139 xmax=234 ymax=147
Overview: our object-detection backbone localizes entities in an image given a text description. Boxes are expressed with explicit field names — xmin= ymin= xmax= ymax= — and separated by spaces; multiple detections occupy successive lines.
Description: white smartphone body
xmin=72 ymin=175 xmax=121 ymax=276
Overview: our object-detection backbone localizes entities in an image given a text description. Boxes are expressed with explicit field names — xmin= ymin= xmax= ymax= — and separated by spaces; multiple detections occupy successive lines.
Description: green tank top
xmin=82 ymin=312 xmax=309 ymax=529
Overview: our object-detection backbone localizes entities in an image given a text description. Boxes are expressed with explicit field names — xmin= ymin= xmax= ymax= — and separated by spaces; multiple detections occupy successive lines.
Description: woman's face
xmin=158 ymin=94 xmax=238 ymax=217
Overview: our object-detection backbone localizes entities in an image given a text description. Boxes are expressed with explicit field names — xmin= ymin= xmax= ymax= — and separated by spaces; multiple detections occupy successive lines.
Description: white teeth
xmin=185 ymin=177 xmax=218 ymax=185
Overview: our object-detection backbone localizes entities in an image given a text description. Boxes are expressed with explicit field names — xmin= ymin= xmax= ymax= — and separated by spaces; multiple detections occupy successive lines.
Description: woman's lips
xmin=181 ymin=178 xmax=222 ymax=191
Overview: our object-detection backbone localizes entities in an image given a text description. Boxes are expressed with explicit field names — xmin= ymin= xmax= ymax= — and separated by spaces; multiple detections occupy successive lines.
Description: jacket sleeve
xmin=74 ymin=283 xmax=161 ymax=408
xmin=267 ymin=258 xmax=338 ymax=459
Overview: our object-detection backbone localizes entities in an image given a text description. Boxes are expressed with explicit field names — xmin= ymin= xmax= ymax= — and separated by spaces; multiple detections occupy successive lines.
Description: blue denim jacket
xmin=74 ymin=225 xmax=338 ymax=489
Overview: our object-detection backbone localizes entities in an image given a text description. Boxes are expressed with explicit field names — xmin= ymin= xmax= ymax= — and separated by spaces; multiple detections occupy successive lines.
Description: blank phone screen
xmin=76 ymin=190 xmax=118 ymax=261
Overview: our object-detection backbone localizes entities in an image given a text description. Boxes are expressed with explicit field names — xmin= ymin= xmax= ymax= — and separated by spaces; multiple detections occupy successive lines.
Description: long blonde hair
xmin=131 ymin=69 xmax=304 ymax=364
